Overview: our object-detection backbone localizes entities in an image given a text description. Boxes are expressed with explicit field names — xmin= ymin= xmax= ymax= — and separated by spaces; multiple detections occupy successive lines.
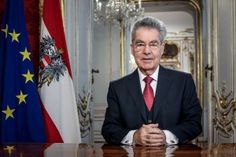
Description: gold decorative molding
xmin=120 ymin=20 xmax=125 ymax=76
xmin=213 ymin=83 xmax=236 ymax=138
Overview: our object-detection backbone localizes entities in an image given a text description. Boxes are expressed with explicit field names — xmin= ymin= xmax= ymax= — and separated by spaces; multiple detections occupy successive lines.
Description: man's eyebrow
xmin=149 ymin=40 xmax=160 ymax=43
xmin=134 ymin=40 xmax=144 ymax=43
xmin=134 ymin=40 xmax=160 ymax=43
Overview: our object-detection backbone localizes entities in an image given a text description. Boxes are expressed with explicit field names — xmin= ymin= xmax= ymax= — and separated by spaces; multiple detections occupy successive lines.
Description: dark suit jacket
xmin=101 ymin=66 xmax=202 ymax=145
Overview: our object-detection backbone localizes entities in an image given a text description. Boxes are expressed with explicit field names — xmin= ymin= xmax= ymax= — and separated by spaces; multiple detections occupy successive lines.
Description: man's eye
xmin=149 ymin=43 xmax=158 ymax=47
xmin=136 ymin=43 xmax=145 ymax=47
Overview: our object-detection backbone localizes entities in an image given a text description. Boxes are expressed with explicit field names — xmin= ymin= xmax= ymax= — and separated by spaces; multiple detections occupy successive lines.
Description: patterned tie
xmin=143 ymin=76 xmax=154 ymax=111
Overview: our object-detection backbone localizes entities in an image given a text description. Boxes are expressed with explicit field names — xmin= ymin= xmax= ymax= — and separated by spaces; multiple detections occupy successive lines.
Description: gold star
xmin=1 ymin=24 xmax=8 ymax=38
xmin=8 ymin=29 xmax=20 ymax=42
xmin=2 ymin=105 xmax=15 ymax=120
xmin=20 ymin=48 xmax=31 ymax=61
xmin=4 ymin=146 xmax=15 ymax=155
xmin=16 ymin=90 xmax=28 ymax=104
xmin=22 ymin=70 xmax=34 ymax=83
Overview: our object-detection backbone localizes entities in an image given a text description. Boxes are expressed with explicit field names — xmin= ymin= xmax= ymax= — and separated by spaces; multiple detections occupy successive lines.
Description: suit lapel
xmin=153 ymin=66 xmax=172 ymax=122
xmin=127 ymin=70 xmax=147 ymax=123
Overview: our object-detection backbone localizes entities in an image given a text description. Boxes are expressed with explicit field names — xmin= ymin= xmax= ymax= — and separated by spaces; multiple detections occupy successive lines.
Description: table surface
xmin=0 ymin=143 xmax=235 ymax=157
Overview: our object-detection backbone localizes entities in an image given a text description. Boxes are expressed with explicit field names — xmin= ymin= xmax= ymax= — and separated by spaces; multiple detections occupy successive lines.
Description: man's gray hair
xmin=131 ymin=16 xmax=167 ymax=42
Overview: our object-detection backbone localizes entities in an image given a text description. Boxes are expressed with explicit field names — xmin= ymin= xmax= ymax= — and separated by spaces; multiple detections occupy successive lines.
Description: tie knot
xmin=144 ymin=76 xmax=153 ymax=84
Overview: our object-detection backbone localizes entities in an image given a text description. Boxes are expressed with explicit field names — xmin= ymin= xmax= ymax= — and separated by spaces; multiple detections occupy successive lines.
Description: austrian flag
xmin=40 ymin=54 xmax=51 ymax=70
xmin=39 ymin=0 xmax=81 ymax=143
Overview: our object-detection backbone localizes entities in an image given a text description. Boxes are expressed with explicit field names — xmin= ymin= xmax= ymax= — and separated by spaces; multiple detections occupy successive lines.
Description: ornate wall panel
xmin=216 ymin=0 xmax=234 ymax=90
xmin=210 ymin=0 xmax=236 ymax=143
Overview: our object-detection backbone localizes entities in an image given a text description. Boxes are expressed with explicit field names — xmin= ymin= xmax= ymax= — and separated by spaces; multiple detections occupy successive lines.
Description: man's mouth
xmin=142 ymin=58 xmax=152 ymax=61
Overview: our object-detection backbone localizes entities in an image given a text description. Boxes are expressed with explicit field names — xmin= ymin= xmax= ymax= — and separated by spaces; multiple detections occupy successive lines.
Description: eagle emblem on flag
xmin=38 ymin=35 xmax=66 ymax=87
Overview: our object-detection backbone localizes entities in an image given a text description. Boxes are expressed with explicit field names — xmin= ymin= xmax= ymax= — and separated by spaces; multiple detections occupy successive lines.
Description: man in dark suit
xmin=102 ymin=17 xmax=202 ymax=146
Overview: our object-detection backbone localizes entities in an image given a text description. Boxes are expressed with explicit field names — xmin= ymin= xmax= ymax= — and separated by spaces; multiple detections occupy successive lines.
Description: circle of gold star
xmin=16 ymin=90 xmax=28 ymax=104
xmin=1 ymin=24 xmax=8 ymax=38
xmin=22 ymin=70 xmax=34 ymax=83
xmin=2 ymin=105 xmax=15 ymax=120
xmin=20 ymin=48 xmax=31 ymax=61
xmin=8 ymin=29 xmax=20 ymax=42
xmin=4 ymin=146 xmax=15 ymax=155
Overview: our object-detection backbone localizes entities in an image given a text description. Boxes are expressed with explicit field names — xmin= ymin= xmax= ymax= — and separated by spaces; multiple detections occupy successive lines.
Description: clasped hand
xmin=133 ymin=123 xmax=166 ymax=147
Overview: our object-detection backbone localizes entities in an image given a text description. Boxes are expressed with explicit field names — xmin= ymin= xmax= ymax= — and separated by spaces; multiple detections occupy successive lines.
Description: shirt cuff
xmin=163 ymin=130 xmax=179 ymax=145
xmin=121 ymin=130 xmax=136 ymax=145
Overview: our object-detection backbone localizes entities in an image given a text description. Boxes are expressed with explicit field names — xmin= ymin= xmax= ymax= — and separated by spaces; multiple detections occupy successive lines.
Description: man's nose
xmin=144 ymin=45 xmax=152 ymax=53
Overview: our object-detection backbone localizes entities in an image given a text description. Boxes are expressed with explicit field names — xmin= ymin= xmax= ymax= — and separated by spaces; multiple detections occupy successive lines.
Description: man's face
xmin=131 ymin=27 xmax=164 ymax=75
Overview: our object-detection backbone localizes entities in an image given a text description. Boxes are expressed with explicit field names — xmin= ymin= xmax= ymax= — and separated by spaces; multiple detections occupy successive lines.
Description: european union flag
xmin=0 ymin=0 xmax=46 ymax=142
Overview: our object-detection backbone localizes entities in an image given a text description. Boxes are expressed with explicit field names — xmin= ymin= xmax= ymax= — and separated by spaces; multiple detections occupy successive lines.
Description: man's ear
xmin=130 ymin=43 xmax=135 ymax=56
xmin=160 ymin=42 xmax=165 ymax=55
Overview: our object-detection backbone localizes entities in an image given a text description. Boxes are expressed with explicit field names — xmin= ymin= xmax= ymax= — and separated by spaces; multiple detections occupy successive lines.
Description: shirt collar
xmin=138 ymin=66 xmax=159 ymax=82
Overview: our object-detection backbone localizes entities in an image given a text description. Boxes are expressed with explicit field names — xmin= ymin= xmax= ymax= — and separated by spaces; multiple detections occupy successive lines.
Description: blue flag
xmin=0 ymin=0 xmax=46 ymax=142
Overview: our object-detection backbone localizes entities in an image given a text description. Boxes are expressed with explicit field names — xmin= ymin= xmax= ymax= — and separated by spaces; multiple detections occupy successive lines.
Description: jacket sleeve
xmin=169 ymin=74 xmax=202 ymax=143
xmin=101 ymin=82 xmax=130 ymax=144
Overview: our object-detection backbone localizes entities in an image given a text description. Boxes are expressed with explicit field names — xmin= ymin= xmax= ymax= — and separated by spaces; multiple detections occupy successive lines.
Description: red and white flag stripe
xmin=39 ymin=0 xmax=81 ymax=143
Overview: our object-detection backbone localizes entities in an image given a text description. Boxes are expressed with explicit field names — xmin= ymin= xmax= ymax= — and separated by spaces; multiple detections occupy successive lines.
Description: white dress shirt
xmin=121 ymin=66 xmax=179 ymax=145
